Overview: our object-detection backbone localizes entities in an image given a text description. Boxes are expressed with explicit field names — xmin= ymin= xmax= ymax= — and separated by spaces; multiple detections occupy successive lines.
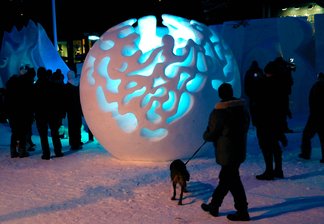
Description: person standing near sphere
xmin=65 ymin=70 xmax=83 ymax=150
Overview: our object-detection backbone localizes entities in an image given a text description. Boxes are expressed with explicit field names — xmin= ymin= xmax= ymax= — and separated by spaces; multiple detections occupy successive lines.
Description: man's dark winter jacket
xmin=203 ymin=98 xmax=250 ymax=166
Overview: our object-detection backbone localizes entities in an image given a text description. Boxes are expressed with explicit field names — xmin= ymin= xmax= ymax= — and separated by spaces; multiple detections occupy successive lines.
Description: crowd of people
xmin=244 ymin=56 xmax=324 ymax=173
xmin=1 ymin=65 xmax=91 ymax=160
xmin=244 ymin=57 xmax=298 ymax=180
xmin=0 ymin=57 xmax=323 ymax=221
xmin=200 ymin=56 xmax=323 ymax=221
xmin=0 ymin=58 xmax=322 ymax=165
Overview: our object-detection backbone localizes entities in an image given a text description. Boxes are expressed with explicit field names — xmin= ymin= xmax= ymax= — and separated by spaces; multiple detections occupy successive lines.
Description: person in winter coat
xmin=34 ymin=67 xmax=65 ymax=160
xmin=65 ymin=70 xmax=83 ymax=150
xmin=299 ymin=72 xmax=324 ymax=163
xmin=253 ymin=66 xmax=287 ymax=180
xmin=201 ymin=83 xmax=251 ymax=221
xmin=244 ymin=60 xmax=264 ymax=127
xmin=4 ymin=68 xmax=33 ymax=158
xmin=264 ymin=57 xmax=295 ymax=133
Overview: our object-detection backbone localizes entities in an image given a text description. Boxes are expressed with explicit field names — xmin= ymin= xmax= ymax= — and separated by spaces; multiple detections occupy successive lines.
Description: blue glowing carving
xmin=97 ymin=86 xmax=118 ymax=113
xmin=115 ymin=113 xmax=138 ymax=133
xmin=100 ymin=39 xmax=114 ymax=51
xmin=124 ymin=87 xmax=146 ymax=104
xmin=186 ymin=73 xmax=206 ymax=92
xmin=141 ymin=128 xmax=168 ymax=141
xmin=153 ymin=77 xmax=167 ymax=88
xmin=98 ymin=57 xmax=121 ymax=93
xmin=178 ymin=72 xmax=190 ymax=90
xmin=166 ymin=92 xmax=192 ymax=124
xmin=126 ymin=81 xmax=137 ymax=89
xmin=146 ymin=100 xmax=161 ymax=123
xmin=141 ymin=87 xmax=166 ymax=107
xmin=162 ymin=91 xmax=176 ymax=111
xmin=81 ymin=14 xmax=237 ymax=145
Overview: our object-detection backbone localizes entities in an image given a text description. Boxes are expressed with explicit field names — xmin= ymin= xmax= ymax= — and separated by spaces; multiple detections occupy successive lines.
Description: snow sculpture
xmin=80 ymin=14 xmax=240 ymax=161
xmin=0 ymin=20 xmax=69 ymax=87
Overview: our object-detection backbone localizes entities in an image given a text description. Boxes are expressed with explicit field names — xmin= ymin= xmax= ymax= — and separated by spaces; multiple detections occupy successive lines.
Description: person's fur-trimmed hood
xmin=215 ymin=99 xmax=245 ymax=110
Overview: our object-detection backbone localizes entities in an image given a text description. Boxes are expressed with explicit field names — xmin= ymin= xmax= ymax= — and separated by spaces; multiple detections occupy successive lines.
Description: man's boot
xmin=10 ymin=145 xmax=19 ymax=158
xmin=10 ymin=136 xmax=19 ymax=158
xmin=274 ymin=147 xmax=284 ymax=178
xmin=256 ymin=150 xmax=274 ymax=180
xmin=228 ymin=202 xmax=250 ymax=221
xmin=227 ymin=210 xmax=250 ymax=221
xmin=201 ymin=203 xmax=219 ymax=217
xmin=18 ymin=144 xmax=29 ymax=158
xmin=300 ymin=132 xmax=312 ymax=159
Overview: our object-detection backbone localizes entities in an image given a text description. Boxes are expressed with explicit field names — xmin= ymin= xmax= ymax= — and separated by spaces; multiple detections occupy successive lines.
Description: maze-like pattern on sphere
xmin=82 ymin=14 xmax=231 ymax=142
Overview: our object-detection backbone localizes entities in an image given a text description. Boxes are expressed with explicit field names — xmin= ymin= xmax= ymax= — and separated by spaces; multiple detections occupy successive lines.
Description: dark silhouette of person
xmin=244 ymin=60 xmax=264 ymax=127
xmin=4 ymin=71 xmax=30 ymax=158
xmin=65 ymin=70 xmax=83 ymax=150
xmin=272 ymin=56 xmax=295 ymax=133
xmin=83 ymin=118 xmax=94 ymax=142
xmin=201 ymin=83 xmax=250 ymax=221
xmin=33 ymin=67 xmax=65 ymax=160
xmin=50 ymin=69 xmax=66 ymax=136
xmin=23 ymin=66 xmax=36 ymax=152
xmin=253 ymin=62 xmax=287 ymax=180
xmin=299 ymin=72 xmax=324 ymax=163
xmin=0 ymin=87 xmax=8 ymax=124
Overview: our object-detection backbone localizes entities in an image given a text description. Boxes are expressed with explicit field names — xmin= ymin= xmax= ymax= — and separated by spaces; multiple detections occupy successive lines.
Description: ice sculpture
xmin=80 ymin=14 xmax=240 ymax=161
xmin=0 ymin=20 xmax=69 ymax=87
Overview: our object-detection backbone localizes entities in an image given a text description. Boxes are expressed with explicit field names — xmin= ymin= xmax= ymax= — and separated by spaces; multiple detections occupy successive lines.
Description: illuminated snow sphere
xmin=80 ymin=14 xmax=240 ymax=161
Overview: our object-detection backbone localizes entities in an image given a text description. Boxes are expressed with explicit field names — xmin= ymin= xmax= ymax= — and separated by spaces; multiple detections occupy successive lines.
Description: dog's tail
xmin=185 ymin=170 xmax=190 ymax=181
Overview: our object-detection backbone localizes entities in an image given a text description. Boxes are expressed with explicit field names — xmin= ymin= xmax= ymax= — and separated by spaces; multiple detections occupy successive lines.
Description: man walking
xmin=201 ymin=83 xmax=251 ymax=221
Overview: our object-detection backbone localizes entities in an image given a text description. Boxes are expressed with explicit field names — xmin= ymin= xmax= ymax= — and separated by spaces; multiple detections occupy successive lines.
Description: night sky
xmin=0 ymin=0 xmax=206 ymax=43
xmin=0 ymin=0 xmax=316 ymax=44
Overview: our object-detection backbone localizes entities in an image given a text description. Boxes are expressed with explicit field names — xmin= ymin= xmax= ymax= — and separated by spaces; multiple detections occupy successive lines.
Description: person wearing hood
xmin=201 ymin=83 xmax=251 ymax=221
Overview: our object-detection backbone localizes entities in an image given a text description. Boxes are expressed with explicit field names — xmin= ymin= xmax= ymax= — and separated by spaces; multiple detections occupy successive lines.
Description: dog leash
xmin=185 ymin=141 xmax=207 ymax=165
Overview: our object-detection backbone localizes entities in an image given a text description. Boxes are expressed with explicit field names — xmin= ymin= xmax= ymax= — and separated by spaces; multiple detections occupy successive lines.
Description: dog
xmin=170 ymin=159 xmax=190 ymax=205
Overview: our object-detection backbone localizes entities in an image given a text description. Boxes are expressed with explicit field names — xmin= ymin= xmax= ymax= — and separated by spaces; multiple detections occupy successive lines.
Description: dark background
xmin=0 ymin=0 xmax=205 ymax=42
xmin=0 ymin=0 xmax=322 ymax=43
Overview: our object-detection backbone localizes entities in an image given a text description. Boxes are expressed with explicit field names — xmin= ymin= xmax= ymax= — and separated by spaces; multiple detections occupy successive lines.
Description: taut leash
xmin=185 ymin=141 xmax=207 ymax=165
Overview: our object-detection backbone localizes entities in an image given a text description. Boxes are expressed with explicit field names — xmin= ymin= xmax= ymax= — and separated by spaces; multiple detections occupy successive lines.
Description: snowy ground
xmin=0 ymin=114 xmax=323 ymax=224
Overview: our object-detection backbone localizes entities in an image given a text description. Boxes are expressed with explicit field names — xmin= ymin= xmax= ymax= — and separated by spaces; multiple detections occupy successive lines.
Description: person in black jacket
xmin=0 ymin=87 xmax=8 ymax=124
xmin=34 ymin=67 xmax=65 ymax=160
xmin=201 ymin=83 xmax=250 ymax=221
xmin=265 ymin=57 xmax=295 ymax=134
xmin=254 ymin=65 xmax=287 ymax=180
xmin=299 ymin=72 xmax=324 ymax=163
xmin=23 ymin=67 xmax=36 ymax=152
xmin=5 ymin=70 xmax=32 ymax=158
xmin=244 ymin=60 xmax=264 ymax=127
xmin=65 ymin=70 xmax=83 ymax=150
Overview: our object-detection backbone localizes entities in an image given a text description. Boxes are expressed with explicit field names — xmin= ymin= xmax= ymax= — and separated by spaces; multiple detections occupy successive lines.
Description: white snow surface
xmin=0 ymin=113 xmax=323 ymax=224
